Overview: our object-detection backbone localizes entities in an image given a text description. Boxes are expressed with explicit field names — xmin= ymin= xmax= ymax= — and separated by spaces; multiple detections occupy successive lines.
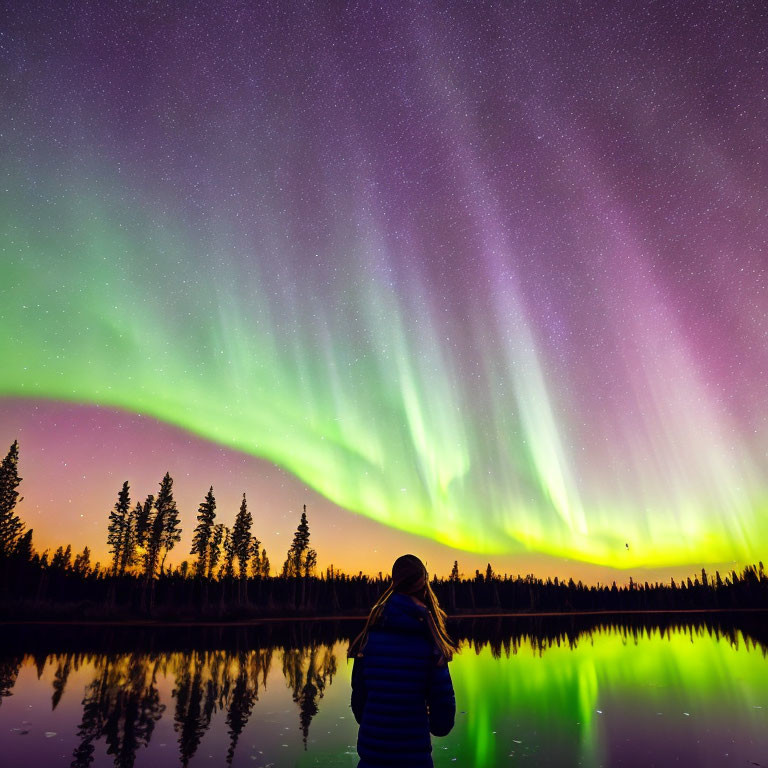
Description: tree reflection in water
xmin=56 ymin=642 xmax=337 ymax=766
xmin=283 ymin=643 xmax=338 ymax=748
xmin=71 ymin=654 xmax=164 ymax=768
xmin=0 ymin=614 xmax=764 ymax=767
xmin=173 ymin=650 xmax=224 ymax=766
xmin=0 ymin=656 xmax=22 ymax=706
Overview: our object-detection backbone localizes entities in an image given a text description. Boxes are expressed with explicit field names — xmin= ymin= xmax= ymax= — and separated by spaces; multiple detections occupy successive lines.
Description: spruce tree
xmin=73 ymin=546 xmax=91 ymax=576
xmin=450 ymin=561 xmax=460 ymax=582
xmin=261 ymin=549 xmax=270 ymax=578
xmin=144 ymin=505 xmax=164 ymax=581
xmin=250 ymin=537 xmax=263 ymax=578
xmin=143 ymin=474 xmax=180 ymax=581
xmin=135 ymin=494 xmax=154 ymax=548
xmin=207 ymin=523 xmax=225 ymax=579
xmin=107 ymin=481 xmax=131 ymax=575
xmin=156 ymin=472 xmax=181 ymax=574
xmin=231 ymin=493 xmax=252 ymax=580
xmin=222 ymin=526 xmax=236 ymax=578
xmin=14 ymin=529 xmax=33 ymax=561
xmin=283 ymin=505 xmax=311 ymax=577
xmin=191 ymin=487 xmax=217 ymax=578
xmin=0 ymin=440 xmax=24 ymax=557
xmin=51 ymin=544 xmax=72 ymax=570
xmin=118 ymin=504 xmax=138 ymax=575
xmin=302 ymin=548 xmax=317 ymax=578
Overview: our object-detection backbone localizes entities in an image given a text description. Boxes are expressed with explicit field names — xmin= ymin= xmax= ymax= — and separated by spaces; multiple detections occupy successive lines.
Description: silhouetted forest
xmin=0 ymin=614 xmax=766 ymax=768
xmin=1 ymin=440 xmax=767 ymax=619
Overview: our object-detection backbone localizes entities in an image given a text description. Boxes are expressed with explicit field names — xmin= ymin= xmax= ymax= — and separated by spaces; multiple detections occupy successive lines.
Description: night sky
xmin=2 ymin=1 xmax=767 ymax=578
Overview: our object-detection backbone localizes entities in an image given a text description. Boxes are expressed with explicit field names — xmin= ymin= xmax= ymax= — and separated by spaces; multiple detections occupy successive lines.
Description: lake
xmin=0 ymin=615 xmax=766 ymax=767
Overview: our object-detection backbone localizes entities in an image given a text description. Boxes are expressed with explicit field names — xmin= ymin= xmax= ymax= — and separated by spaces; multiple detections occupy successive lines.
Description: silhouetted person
xmin=348 ymin=554 xmax=457 ymax=768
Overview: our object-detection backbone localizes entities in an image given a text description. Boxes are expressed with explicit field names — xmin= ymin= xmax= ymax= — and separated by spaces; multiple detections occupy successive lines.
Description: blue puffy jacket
xmin=350 ymin=592 xmax=456 ymax=767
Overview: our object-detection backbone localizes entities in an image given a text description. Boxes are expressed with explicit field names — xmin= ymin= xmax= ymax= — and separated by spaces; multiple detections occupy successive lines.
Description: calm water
xmin=0 ymin=618 xmax=766 ymax=767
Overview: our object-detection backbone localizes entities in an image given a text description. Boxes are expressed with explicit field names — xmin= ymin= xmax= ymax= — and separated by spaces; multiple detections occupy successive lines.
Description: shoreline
xmin=2 ymin=606 xmax=766 ymax=628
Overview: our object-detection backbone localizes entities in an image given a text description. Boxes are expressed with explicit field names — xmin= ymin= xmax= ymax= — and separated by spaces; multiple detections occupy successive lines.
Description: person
xmin=348 ymin=554 xmax=458 ymax=768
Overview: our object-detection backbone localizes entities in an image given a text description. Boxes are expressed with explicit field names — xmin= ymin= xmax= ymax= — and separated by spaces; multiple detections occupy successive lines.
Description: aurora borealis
xmin=1 ymin=1 xmax=767 ymax=574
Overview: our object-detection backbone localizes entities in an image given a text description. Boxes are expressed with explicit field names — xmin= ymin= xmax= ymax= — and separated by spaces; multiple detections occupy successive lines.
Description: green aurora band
xmin=1 ymin=172 xmax=766 ymax=568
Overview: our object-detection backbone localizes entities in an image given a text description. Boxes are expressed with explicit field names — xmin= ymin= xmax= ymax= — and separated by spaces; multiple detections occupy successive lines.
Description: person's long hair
xmin=347 ymin=554 xmax=459 ymax=662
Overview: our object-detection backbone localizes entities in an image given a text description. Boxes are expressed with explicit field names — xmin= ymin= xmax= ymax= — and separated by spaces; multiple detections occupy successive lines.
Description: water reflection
xmin=0 ymin=616 xmax=766 ymax=767
xmin=71 ymin=654 xmax=164 ymax=767
xmin=45 ymin=645 xmax=338 ymax=766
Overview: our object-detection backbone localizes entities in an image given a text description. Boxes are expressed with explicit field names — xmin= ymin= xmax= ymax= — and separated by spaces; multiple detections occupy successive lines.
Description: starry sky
xmin=1 ymin=1 xmax=767 ymax=579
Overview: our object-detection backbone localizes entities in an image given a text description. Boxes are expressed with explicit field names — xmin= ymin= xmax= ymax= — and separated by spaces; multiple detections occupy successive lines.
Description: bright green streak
xmin=442 ymin=627 xmax=768 ymax=766
xmin=1 ymin=173 xmax=765 ymax=566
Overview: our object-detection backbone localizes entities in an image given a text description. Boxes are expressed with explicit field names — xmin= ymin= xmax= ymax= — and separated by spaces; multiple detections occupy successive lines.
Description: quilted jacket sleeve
xmin=350 ymin=655 xmax=367 ymax=724
xmin=426 ymin=658 xmax=455 ymax=737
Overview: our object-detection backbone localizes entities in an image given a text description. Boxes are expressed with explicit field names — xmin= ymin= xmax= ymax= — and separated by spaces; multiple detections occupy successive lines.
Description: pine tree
xmin=107 ymin=481 xmax=131 ymax=575
xmin=51 ymin=544 xmax=72 ymax=570
xmin=14 ymin=529 xmax=33 ymax=561
xmin=135 ymin=494 xmax=154 ymax=548
xmin=191 ymin=487 xmax=216 ymax=578
xmin=222 ymin=526 xmax=236 ymax=578
xmin=207 ymin=524 xmax=225 ymax=579
xmin=143 ymin=475 xmax=178 ymax=581
xmin=144 ymin=505 xmax=164 ymax=581
xmin=0 ymin=440 xmax=24 ymax=557
xmin=283 ymin=505 xmax=311 ymax=577
xmin=261 ymin=549 xmax=270 ymax=578
xmin=156 ymin=472 xmax=181 ymax=574
xmin=302 ymin=548 xmax=317 ymax=578
xmin=231 ymin=493 xmax=252 ymax=580
xmin=450 ymin=561 xmax=460 ymax=582
xmin=250 ymin=537 xmax=262 ymax=578
xmin=118 ymin=504 xmax=138 ymax=575
xmin=73 ymin=546 xmax=91 ymax=576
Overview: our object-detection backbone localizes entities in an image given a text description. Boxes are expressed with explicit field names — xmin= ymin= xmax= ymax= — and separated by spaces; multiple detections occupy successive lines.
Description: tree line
xmin=1 ymin=439 xmax=767 ymax=617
